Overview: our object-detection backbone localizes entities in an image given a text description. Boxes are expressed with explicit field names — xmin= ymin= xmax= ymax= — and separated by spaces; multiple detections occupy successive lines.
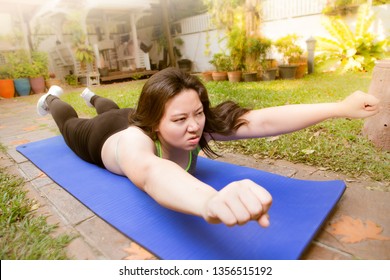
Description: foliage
xmin=4 ymin=50 xmax=33 ymax=79
xmin=0 ymin=168 xmax=73 ymax=259
xmin=226 ymin=24 xmax=247 ymax=71
xmin=203 ymin=0 xmax=246 ymax=31
xmin=30 ymin=51 xmax=49 ymax=78
xmin=3 ymin=50 xmax=49 ymax=79
xmin=65 ymin=73 xmax=78 ymax=86
xmin=245 ymin=36 xmax=272 ymax=71
xmin=323 ymin=0 xmax=390 ymax=15
xmin=63 ymin=12 xmax=95 ymax=65
xmin=209 ymin=52 xmax=232 ymax=72
xmin=316 ymin=4 xmax=389 ymax=73
xmin=274 ymin=34 xmax=304 ymax=65
xmin=204 ymin=0 xmax=267 ymax=72
xmin=74 ymin=43 xmax=95 ymax=64
xmin=0 ymin=65 xmax=11 ymax=79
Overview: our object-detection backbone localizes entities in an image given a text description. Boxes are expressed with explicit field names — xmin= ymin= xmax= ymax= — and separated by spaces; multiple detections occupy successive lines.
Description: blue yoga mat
xmin=17 ymin=136 xmax=345 ymax=260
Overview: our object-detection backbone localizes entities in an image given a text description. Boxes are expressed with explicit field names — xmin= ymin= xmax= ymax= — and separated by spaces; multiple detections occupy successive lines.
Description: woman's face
xmin=156 ymin=89 xmax=205 ymax=151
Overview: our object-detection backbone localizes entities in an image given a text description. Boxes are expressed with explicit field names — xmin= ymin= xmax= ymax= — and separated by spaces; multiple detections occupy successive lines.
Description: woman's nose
xmin=188 ymin=118 xmax=200 ymax=132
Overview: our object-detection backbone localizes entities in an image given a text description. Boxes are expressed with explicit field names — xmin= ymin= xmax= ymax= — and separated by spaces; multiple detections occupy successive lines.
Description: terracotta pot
xmin=212 ymin=71 xmax=228 ymax=81
xmin=45 ymin=78 xmax=62 ymax=89
xmin=227 ymin=71 xmax=242 ymax=82
xmin=30 ymin=76 xmax=46 ymax=94
xmin=295 ymin=62 xmax=307 ymax=79
xmin=0 ymin=79 xmax=15 ymax=98
xmin=202 ymin=72 xmax=213 ymax=82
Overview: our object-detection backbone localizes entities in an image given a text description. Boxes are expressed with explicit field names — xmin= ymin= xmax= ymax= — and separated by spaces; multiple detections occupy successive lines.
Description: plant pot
xmin=227 ymin=71 xmax=242 ymax=82
xmin=30 ymin=76 xmax=46 ymax=94
xmin=243 ymin=72 xmax=258 ymax=82
xmin=202 ymin=72 xmax=213 ymax=82
xmin=295 ymin=62 xmax=307 ymax=79
xmin=46 ymin=78 xmax=61 ymax=89
xmin=98 ymin=67 xmax=109 ymax=77
xmin=278 ymin=65 xmax=298 ymax=80
xmin=14 ymin=78 xmax=31 ymax=96
xmin=178 ymin=59 xmax=192 ymax=73
xmin=262 ymin=68 xmax=277 ymax=81
xmin=0 ymin=79 xmax=15 ymax=98
xmin=212 ymin=71 xmax=228 ymax=81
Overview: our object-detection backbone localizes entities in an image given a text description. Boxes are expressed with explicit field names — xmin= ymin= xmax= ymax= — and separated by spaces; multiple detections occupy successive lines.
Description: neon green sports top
xmin=155 ymin=140 xmax=201 ymax=175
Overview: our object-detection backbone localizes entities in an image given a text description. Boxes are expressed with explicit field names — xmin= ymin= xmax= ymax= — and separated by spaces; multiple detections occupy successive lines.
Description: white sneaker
xmin=80 ymin=88 xmax=95 ymax=108
xmin=36 ymin=85 xmax=64 ymax=116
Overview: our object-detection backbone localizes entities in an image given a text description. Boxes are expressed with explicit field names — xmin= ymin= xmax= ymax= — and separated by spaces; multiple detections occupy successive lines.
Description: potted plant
xmin=29 ymin=51 xmax=48 ymax=94
xmin=0 ymin=65 xmax=15 ymax=99
xmin=177 ymin=58 xmax=192 ymax=73
xmin=260 ymin=59 xmax=278 ymax=81
xmin=46 ymin=72 xmax=61 ymax=88
xmin=244 ymin=36 xmax=272 ymax=82
xmin=5 ymin=50 xmax=32 ymax=96
xmin=65 ymin=72 xmax=78 ymax=86
xmin=64 ymin=12 xmax=95 ymax=80
xmin=209 ymin=53 xmax=231 ymax=81
xmin=274 ymin=34 xmax=303 ymax=79
xmin=226 ymin=26 xmax=246 ymax=82
xmin=201 ymin=71 xmax=213 ymax=82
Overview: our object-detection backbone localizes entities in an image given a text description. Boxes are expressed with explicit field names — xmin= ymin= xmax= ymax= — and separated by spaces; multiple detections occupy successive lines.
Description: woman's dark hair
xmin=129 ymin=67 xmax=249 ymax=157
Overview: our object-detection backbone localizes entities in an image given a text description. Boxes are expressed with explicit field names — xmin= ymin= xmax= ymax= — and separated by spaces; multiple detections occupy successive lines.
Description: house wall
xmin=144 ymin=13 xmax=227 ymax=73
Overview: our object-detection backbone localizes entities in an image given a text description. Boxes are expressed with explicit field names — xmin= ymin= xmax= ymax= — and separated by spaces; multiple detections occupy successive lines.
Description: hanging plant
xmin=74 ymin=42 xmax=95 ymax=64
xmin=64 ymin=12 xmax=95 ymax=67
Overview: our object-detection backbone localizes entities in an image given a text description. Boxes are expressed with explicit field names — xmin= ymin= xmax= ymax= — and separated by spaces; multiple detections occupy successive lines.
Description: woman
xmin=37 ymin=67 xmax=379 ymax=228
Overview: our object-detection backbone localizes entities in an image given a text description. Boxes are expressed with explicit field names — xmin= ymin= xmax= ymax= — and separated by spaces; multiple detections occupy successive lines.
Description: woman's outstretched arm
xmin=212 ymin=90 xmax=380 ymax=141
xmin=115 ymin=127 xmax=272 ymax=227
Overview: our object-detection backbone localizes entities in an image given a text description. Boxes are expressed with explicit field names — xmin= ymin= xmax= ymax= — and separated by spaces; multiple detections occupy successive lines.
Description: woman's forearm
xmin=143 ymin=158 xmax=217 ymax=217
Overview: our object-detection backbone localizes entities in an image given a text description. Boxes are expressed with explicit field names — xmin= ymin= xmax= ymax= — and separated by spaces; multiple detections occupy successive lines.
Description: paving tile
xmin=40 ymin=183 xmax=95 ymax=226
xmin=18 ymin=161 xmax=45 ymax=181
xmin=75 ymin=216 xmax=134 ymax=260
xmin=302 ymin=241 xmax=353 ymax=260
xmin=6 ymin=148 xmax=28 ymax=164
xmin=315 ymin=185 xmax=390 ymax=260
xmin=66 ymin=235 xmax=106 ymax=260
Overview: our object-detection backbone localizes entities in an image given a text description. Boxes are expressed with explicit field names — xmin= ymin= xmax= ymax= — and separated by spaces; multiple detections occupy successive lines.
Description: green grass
xmin=0 ymin=165 xmax=74 ymax=259
xmin=58 ymin=72 xmax=388 ymax=182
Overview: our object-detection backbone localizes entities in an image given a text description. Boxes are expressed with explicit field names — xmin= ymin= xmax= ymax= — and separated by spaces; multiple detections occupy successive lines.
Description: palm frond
xmin=316 ymin=36 xmax=342 ymax=52
xmin=355 ymin=4 xmax=375 ymax=38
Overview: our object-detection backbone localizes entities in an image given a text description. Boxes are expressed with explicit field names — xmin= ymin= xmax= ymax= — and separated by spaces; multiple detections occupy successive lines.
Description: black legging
xmin=46 ymin=95 xmax=133 ymax=168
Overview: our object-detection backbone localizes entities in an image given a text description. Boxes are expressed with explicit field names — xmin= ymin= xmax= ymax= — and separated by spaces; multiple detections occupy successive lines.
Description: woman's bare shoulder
xmin=120 ymin=126 xmax=155 ymax=149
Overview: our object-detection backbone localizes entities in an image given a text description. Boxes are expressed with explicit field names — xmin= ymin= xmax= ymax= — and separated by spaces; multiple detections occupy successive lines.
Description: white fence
xmin=261 ymin=0 xmax=327 ymax=21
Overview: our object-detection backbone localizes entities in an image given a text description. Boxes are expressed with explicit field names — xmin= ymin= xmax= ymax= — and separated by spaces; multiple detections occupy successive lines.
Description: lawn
xmin=59 ymin=71 xmax=389 ymax=182
xmin=0 ymin=156 xmax=74 ymax=259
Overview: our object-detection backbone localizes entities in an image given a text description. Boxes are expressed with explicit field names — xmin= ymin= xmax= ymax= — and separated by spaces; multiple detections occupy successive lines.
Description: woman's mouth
xmin=188 ymin=136 xmax=200 ymax=145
